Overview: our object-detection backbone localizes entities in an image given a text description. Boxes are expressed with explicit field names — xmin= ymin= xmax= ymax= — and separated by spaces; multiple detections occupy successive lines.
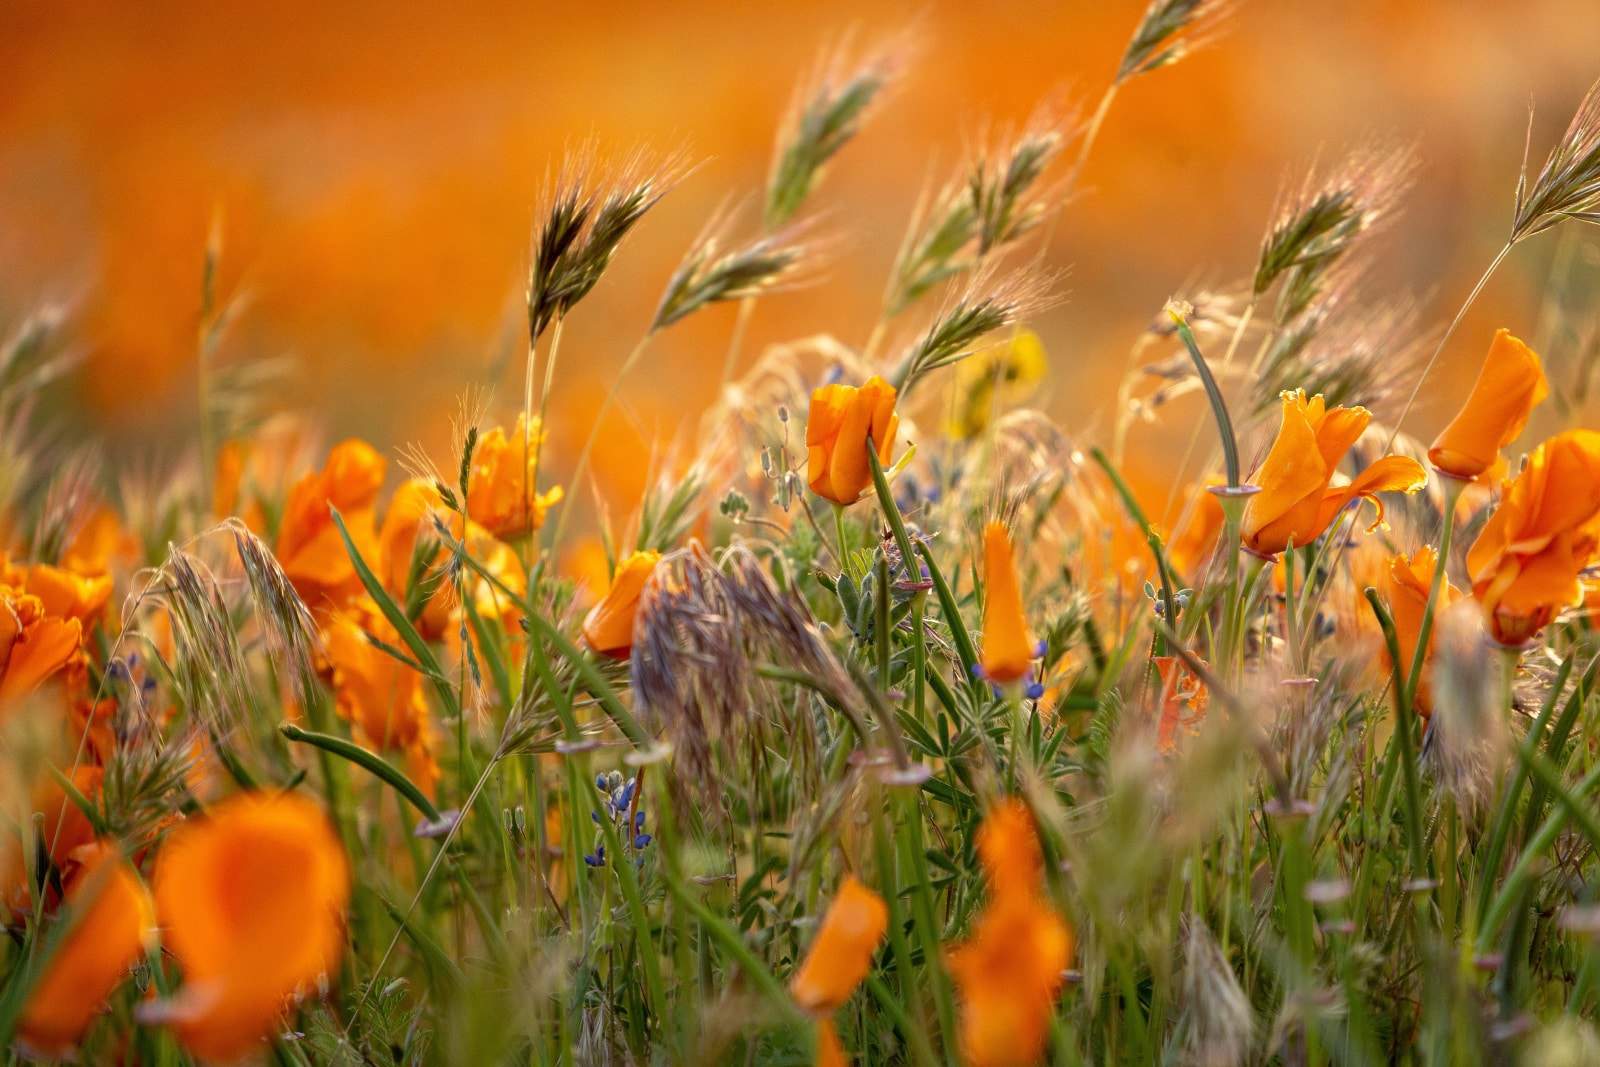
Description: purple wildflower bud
xmin=634 ymin=833 xmax=652 ymax=849
xmin=1033 ymin=639 xmax=1048 ymax=659
xmin=1025 ymin=681 xmax=1046 ymax=700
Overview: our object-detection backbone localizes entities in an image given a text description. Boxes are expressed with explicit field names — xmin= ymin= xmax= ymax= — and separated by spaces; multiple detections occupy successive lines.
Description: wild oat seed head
xmin=652 ymin=219 xmax=815 ymax=331
xmin=1117 ymin=0 xmax=1236 ymax=84
xmin=1513 ymin=78 xmax=1600 ymax=243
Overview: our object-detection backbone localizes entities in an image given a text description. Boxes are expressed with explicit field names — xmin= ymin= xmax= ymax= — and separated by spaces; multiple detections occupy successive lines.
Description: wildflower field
xmin=6 ymin=4 xmax=1600 ymax=1065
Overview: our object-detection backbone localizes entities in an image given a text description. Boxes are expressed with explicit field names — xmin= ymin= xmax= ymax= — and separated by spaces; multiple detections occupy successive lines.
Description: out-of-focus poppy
xmin=152 ymin=791 xmax=350 ymax=1063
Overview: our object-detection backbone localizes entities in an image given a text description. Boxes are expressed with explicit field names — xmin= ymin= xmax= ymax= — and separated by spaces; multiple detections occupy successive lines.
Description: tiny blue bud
xmin=1025 ymin=681 xmax=1046 ymax=700
xmin=634 ymin=833 xmax=653 ymax=849
xmin=1033 ymin=639 xmax=1048 ymax=659
xmin=595 ymin=774 xmax=608 ymax=791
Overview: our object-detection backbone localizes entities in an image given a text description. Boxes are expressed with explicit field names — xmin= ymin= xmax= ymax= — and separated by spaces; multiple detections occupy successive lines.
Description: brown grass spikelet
xmin=1180 ymin=918 xmax=1255 ymax=1067
xmin=652 ymin=215 xmax=817 ymax=331
xmin=1253 ymin=145 xmax=1417 ymax=323
xmin=1117 ymin=0 xmax=1237 ymax=84
xmin=527 ymin=145 xmax=691 ymax=341
xmin=765 ymin=30 xmax=913 ymax=229
xmin=1513 ymin=77 xmax=1600 ymax=244
xmin=891 ymin=264 xmax=1057 ymax=400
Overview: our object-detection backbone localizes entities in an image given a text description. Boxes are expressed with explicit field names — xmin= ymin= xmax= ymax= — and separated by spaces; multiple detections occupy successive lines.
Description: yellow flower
xmin=581 ymin=550 xmax=661 ymax=660
xmin=1383 ymin=547 xmax=1460 ymax=718
xmin=18 ymin=844 xmax=155 ymax=1056
xmin=276 ymin=438 xmax=387 ymax=614
xmin=947 ymin=329 xmax=1048 ymax=440
xmin=1241 ymin=390 xmax=1426 ymax=558
xmin=1466 ymin=430 xmax=1600 ymax=646
xmin=1428 ymin=329 xmax=1547 ymax=480
xmin=948 ymin=800 xmax=1073 ymax=1067
xmin=789 ymin=874 xmax=889 ymax=1015
xmin=466 ymin=414 xmax=564 ymax=540
xmin=806 ymin=376 xmax=899 ymax=506
xmin=980 ymin=522 xmax=1033 ymax=685
xmin=152 ymin=792 xmax=350 ymax=1063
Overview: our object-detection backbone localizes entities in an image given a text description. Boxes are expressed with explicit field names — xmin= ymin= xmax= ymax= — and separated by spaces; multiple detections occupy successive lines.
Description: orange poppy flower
xmin=815 ymin=1018 xmax=847 ymax=1067
xmin=3 ymin=766 xmax=105 ymax=915
xmin=1151 ymin=656 xmax=1209 ymax=753
xmin=276 ymin=438 xmax=387 ymax=614
xmin=1428 ymin=329 xmax=1548 ymax=481
xmin=321 ymin=602 xmax=441 ymax=798
xmin=980 ymin=522 xmax=1033 ymax=685
xmin=465 ymin=415 xmax=564 ymax=540
xmin=948 ymin=799 xmax=1073 ymax=1067
xmin=581 ymin=550 xmax=661 ymax=659
xmin=378 ymin=478 xmax=527 ymax=642
xmin=152 ymin=791 xmax=350 ymax=1062
xmin=58 ymin=504 xmax=138 ymax=577
xmin=18 ymin=562 xmax=114 ymax=628
xmin=1383 ymin=547 xmax=1461 ymax=718
xmin=1241 ymin=390 xmax=1427 ymax=558
xmin=18 ymin=844 xmax=156 ymax=1056
xmin=806 ymin=376 xmax=899 ymax=506
xmin=1466 ymin=429 xmax=1600 ymax=646
xmin=1165 ymin=482 xmax=1225 ymax=578
xmin=0 ymin=586 xmax=83 ymax=711
xmin=790 ymin=874 xmax=889 ymax=1015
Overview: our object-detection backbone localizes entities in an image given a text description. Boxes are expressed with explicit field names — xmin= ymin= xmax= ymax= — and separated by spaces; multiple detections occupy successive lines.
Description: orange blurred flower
xmin=948 ymin=799 xmax=1073 ymax=1067
xmin=1383 ymin=547 xmax=1460 ymax=718
xmin=0 ymin=584 xmax=83 ymax=711
xmin=980 ymin=522 xmax=1033 ymax=685
xmin=276 ymin=438 xmax=386 ymax=614
xmin=789 ymin=874 xmax=888 ymax=1015
xmin=581 ymin=550 xmax=660 ymax=659
xmin=3 ymin=766 xmax=104 ymax=914
xmin=1151 ymin=655 xmax=1209 ymax=754
xmin=1466 ymin=430 xmax=1600 ymax=646
xmin=816 ymin=1018 xmax=847 ymax=1067
xmin=1428 ymin=329 xmax=1548 ymax=481
xmin=1241 ymin=390 xmax=1427 ymax=558
xmin=59 ymin=504 xmax=139 ymax=577
xmin=15 ymin=561 xmax=114 ymax=628
xmin=321 ymin=601 xmax=441 ymax=798
xmin=806 ymin=376 xmax=899 ymax=506
xmin=378 ymin=477 xmax=527 ymax=641
xmin=152 ymin=792 xmax=350 ymax=1062
xmin=18 ymin=844 xmax=156 ymax=1056
xmin=466 ymin=415 xmax=564 ymax=540
xmin=1165 ymin=482 xmax=1224 ymax=578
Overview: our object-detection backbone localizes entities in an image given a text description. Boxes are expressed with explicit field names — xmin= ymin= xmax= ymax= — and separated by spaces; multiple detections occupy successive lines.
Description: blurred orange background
xmin=1 ymin=1 xmax=1596 ymax=516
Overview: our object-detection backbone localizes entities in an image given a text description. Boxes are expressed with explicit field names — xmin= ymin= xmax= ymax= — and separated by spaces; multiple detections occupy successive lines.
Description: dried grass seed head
xmin=1117 ymin=0 xmax=1236 ymax=84
xmin=1513 ymin=77 xmax=1600 ymax=244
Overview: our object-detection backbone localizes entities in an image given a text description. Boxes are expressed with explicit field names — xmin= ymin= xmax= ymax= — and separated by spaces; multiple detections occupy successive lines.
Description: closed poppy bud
xmin=980 ymin=522 xmax=1033 ymax=685
xmin=151 ymin=792 xmax=350 ymax=1062
xmin=1384 ymin=547 xmax=1460 ymax=718
xmin=1466 ymin=430 xmax=1600 ymax=646
xmin=18 ymin=844 xmax=156 ymax=1056
xmin=1428 ymin=329 xmax=1548 ymax=480
xmin=806 ymin=376 xmax=899 ymax=506
xmin=581 ymin=550 xmax=661 ymax=659
xmin=1241 ymin=390 xmax=1427 ymax=558
xmin=789 ymin=875 xmax=888 ymax=1015
xmin=466 ymin=415 xmax=564 ymax=540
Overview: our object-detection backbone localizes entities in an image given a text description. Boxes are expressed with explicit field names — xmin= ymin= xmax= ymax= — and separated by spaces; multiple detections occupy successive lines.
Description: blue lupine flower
xmin=634 ymin=834 xmax=653 ymax=849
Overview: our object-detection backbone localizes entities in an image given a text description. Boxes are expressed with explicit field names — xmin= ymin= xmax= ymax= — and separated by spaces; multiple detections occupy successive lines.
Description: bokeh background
xmin=2 ymin=0 xmax=1597 ymax=518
